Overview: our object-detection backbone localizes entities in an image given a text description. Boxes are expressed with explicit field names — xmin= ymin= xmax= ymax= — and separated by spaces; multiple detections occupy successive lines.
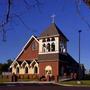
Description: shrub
xmin=40 ymin=76 xmax=47 ymax=81
xmin=84 ymin=74 xmax=90 ymax=80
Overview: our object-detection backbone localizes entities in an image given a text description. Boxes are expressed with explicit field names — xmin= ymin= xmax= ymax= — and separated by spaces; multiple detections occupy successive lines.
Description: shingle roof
xmin=39 ymin=23 xmax=68 ymax=41
xmin=38 ymin=53 xmax=78 ymax=66
xmin=38 ymin=53 xmax=59 ymax=61
xmin=59 ymin=53 xmax=78 ymax=64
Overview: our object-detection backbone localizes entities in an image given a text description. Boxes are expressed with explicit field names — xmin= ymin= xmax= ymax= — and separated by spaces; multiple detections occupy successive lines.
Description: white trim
xmin=21 ymin=60 xmax=28 ymax=67
xmin=29 ymin=60 xmax=39 ymax=74
xmin=10 ymin=35 xmax=39 ymax=68
xmin=45 ymin=65 xmax=52 ymax=70
xmin=39 ymin=50 xmax=59 ymax=54
xmin=30 ymin=60 xmax=37 ymax=66
xmin=10 ymin=60 xmax=19 ymax=68
xmin=23 ymin=35 xmax=39 ymax=49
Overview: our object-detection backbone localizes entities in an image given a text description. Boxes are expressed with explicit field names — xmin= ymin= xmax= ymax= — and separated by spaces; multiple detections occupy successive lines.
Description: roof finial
xmin=51 ymin=14 xmax=56 ymax=23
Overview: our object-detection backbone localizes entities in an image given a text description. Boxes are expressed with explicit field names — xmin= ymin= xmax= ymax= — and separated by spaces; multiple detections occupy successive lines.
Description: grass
xmin=0 ymin=75 xmax=10 ymax=83
xmin=60 ymin=80 xmax=90 ymax=86
xmin=0 ymin=78 xmax=10 ymax=83
xmin=0 ymin=75 xmax=39 ymax=83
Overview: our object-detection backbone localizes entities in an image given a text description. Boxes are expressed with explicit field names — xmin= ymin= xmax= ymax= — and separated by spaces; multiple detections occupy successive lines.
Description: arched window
xmin=25 ymin=67 xmax=28 ymax=74
xmin=22 ymin=62 xmax=26 ymax=68
xmin=47 ymin=43 xmax=50 ymax=52
xmin=51 ymin=37 xmax=55 ymax=41
xmin=34 ymin=66 xmax=38 ymax=74
xmin=16 ymin=67 xmax=19 ymax=74
xmin=43 ymin=44 xmax=46 ymax=47
xmin=47 ymin=38 xmax=50 ymax=42
xmin=51 ymin=43 xmax=55 ymax=51
xmin=32 ymin=42 xmax=37 ymax=50
xmin=42 ymin=44 xmax=46 ymax=52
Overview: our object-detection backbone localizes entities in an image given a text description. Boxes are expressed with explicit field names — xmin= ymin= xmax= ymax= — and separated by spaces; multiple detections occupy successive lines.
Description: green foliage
xmin=0 ymin=59 xmax=13 ymax=74
xmin=84 ymin=74 xmax=90 ymax=80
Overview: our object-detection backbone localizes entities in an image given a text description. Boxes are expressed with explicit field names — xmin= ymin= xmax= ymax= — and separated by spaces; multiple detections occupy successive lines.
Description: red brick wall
xmin=17 ymin=39 xmax=39 ymax=61
xmin=39 ymin=61 xmax=59 ymax=76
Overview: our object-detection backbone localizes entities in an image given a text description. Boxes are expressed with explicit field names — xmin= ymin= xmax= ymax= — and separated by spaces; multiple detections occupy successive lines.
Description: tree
xmin=0 ymin=0 xmax=41 ymax=41
xmin=0 ymin=63 xmax=3 ymax=74
xmin=0 ymin=59 xmax=13 ymax=74
xmin=0 ymin=0 xmax=90 ymax=41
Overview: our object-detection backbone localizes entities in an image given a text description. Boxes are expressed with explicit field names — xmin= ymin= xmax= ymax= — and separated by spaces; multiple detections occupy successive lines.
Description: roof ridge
xmin=39 ymin=23 xmax=69 ymax=41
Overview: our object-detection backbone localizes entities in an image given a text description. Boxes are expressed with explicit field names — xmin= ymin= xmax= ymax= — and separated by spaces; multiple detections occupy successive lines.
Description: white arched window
xmin=51 ymin=42 xmax=55 ymax=51
xmin=47 ymin=43 xmax=50 ymax=52
xmin=42 ymin=44 xmax=46 ymax=52
xmin=21 ymin=61 xmax=28 ymax=68
xmin=42 ymin=37 xmax=56 ymax=53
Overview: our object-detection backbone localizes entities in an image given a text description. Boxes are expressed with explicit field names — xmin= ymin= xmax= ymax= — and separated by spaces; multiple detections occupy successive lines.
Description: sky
xmin=0 ymin=0 xmax=90 ymax=69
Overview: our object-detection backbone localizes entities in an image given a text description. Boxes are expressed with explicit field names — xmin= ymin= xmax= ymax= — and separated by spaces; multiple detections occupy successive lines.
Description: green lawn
xmin=60 ymin=80 xmax=90 ymax=86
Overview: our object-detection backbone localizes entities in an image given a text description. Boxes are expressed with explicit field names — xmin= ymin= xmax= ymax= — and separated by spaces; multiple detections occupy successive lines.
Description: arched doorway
xmin=45 ymin=65 xmax=52 ymax=76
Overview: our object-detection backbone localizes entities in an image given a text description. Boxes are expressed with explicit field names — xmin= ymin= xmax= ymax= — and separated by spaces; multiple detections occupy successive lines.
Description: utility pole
xmin=79 ymin=30 xmax=81 ymax=64
xmin=77 ymin=30 xmax=82 ymax=84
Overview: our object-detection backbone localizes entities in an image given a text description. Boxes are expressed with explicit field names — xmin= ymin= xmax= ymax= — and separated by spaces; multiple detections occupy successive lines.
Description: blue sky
xmin=0 ymin=0 xmax=90 ymax=69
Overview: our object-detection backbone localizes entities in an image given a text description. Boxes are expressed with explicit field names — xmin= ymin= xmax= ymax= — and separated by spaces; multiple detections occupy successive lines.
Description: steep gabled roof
xmin=39 ymin=23 xmax=69 ymax=41
xmin=15 ymin=35 xmax=38 ymax=61
xmin=9 ymin=35 xmax=38 ymax=68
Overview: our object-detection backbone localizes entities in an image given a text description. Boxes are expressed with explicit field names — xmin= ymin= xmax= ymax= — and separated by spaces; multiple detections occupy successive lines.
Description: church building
xmin=10 ymin=22 xmax=80 ymax=81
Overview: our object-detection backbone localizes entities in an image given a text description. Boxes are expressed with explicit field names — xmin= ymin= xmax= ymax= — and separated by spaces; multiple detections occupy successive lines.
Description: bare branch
xmin=0 ymin=0 xmax=12 ymax=41
xmin=23 ymin=0 xmax=42 ymax=12
xmin=75 ymin=0 xmax=90 ymax=29
xmin=14 ymin=14 xmax=31 ymax=31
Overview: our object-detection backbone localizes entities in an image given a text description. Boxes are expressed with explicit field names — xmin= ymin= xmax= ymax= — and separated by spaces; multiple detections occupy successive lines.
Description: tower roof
xmin=39 ymin=23 xmax=69 ymax=41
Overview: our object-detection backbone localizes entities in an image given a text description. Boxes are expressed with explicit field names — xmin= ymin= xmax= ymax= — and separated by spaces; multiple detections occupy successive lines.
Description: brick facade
xmin=39 ymin=60 xmax=59 ymax=76
xmin=18 ymin=39 xmax=39 ymax=61
xmin=10 ymin=24 xmax=82 ymax=81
